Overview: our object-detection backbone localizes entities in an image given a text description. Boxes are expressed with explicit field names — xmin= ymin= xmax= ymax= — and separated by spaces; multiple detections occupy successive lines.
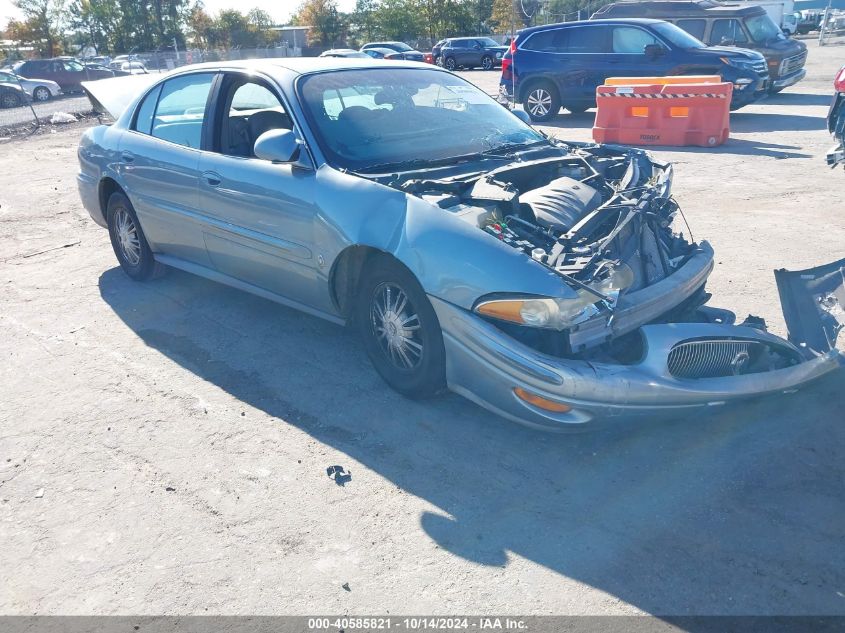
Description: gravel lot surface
xmin=1 ymin=38 xmax=843 ymax=616
xmin=0 ymin=94 xmax=92 ymax=130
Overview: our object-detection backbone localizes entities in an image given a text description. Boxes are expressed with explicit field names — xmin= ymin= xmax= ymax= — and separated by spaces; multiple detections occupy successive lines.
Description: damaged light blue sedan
xmin=77 ymin=59 xmax=844 ymax=430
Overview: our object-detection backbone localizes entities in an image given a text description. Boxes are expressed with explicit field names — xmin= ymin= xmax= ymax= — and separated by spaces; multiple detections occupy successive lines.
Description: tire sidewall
xmin=106 ymin=192 xmax=157 ymax=280
xmin=356 ymin=257 xmax=445 ymax=398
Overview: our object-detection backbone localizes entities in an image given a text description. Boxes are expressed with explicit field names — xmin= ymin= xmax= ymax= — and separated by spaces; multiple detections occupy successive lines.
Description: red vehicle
xmin=829 ymin=64 xmax=845 ymax=169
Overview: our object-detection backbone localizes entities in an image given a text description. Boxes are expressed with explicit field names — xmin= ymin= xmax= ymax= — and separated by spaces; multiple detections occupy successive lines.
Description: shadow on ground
xmin=99 ymin=267 xmax=845 ymax=615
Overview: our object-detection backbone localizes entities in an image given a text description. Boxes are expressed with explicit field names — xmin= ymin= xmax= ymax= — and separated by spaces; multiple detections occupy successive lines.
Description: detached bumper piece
xmin=434 ymin=258 xmax=844 ymax=431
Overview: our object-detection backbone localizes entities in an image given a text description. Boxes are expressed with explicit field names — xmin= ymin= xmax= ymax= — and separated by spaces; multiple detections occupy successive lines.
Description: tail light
xmin=501 ymin=39 xmax=516 ymax=81
xmin=835 ymin=65 xmax=845 ymax=92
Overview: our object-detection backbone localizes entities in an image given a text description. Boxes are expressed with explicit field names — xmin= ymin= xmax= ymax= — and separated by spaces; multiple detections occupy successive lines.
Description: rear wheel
xmin=356 ymin=257 xmax=445 ymax=398
xmin=523 ymin=82 xmax=560 ymax=122
xmin=106 ymin=192 xmax=166 ymax=281
xmin=33 ymin=86 xmax=51 ymax=102
xmin=444 ymin=56 xmax=457 ymax=71
xmin=481 ymin=55 xmax=494 ymax=70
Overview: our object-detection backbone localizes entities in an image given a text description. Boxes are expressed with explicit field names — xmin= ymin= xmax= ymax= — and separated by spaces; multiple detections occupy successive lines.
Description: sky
xmin=1 ymin=0 xmax=358 ymax=27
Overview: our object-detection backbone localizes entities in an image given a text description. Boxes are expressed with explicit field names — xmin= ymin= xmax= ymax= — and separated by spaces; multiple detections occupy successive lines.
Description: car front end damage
xmin=395 ymin=143 xmax=843 ymax=429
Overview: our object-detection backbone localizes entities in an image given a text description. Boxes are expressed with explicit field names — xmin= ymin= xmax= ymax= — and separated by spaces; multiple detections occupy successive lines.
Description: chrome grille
xmin=668 ymin=339 xmax=759 ymax=379
xmin=751 ymin=59 xmax=768 ymax=76
xmin=780 ymin=52 xmax=807 ymax=76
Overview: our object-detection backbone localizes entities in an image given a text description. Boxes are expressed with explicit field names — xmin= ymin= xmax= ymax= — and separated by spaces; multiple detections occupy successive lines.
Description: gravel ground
xmin=0 ymin=94 xmax=92 ymax=130
xmin=0 ymin=39 xmax=843 ymax=616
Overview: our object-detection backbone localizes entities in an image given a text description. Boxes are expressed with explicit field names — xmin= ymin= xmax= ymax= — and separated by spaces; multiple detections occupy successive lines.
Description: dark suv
xmin=499 ymin=18 xmax=769 ymax=121
xmin=592 ymin=1 xmax=807 ymax=92
xmin=439 ymin=37 xmax=508 ymax=71
xmin=13 ymin=57 xmax=122 ymax=93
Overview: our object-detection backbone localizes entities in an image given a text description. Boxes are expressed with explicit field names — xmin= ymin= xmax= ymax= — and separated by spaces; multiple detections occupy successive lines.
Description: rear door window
xmin=709 ymin=19 xmax=748 ymax=45
xmin=150 ymin=73 xmax=215 ymax=149
xmin=611 ymin=26 xmax=660 ymax=53
xmin=566 ymin=26 xmax=610 ymax=53
xmin=677 ymin=18 xmax=707 ymax=40
xmin=521 ymin=28 xmax=567 ymax=53
xmin=133 ymin=84 xmax=162 ymax=135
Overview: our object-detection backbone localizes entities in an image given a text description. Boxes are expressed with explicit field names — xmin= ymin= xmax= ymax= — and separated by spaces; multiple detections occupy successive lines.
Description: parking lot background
xmin=0 ymin=38 xmax=843 ymax=615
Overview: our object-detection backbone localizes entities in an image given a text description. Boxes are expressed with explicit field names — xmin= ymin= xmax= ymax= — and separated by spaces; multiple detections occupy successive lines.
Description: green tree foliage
xmin=11 ymin=0 xmax=67 ymax=56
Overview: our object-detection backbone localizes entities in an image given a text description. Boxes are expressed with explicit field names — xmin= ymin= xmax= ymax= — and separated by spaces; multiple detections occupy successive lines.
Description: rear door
xmin=557 ymin=25 xmax=612 ymax=103
xmin=118 ymin=72 xmax=217 ymax=265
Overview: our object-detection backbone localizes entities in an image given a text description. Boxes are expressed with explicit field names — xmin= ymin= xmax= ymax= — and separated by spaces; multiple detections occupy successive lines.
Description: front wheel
xmin=356 ymin=257 xmax=445 ymax=398
xmin=481 ymin=55 xmax=494 ymax=71
xmin=0 ymin=91 xmax=22 ymax=108
xmin=33 ymin=86 xmax=51 ymax=102
xmin=524 ymin=83 xmax=560 ymax=122
xmin=444 ymin=57 xmax=457 ymax=71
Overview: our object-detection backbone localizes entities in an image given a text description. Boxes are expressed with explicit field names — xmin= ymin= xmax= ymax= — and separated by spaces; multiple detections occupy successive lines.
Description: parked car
xmin=361 ymin=47 xmax=401 ymax=60
xmin=12 ymin=57 xmax=119 ymax=93
xmin=320 ymin=49 xmax=371 ymax=58
xmin=77 ymin=59 xmax=843 ymax=430
xmin=797 ymin=9 xmax=822 ymax=34
xmin=432 ymin=39 xmax=448 ymax=64
xmin=0 ymin=82 xmax=28 ymax=108
xmin=0 ymin=69 xmax=61 ymax=101
xmin=360 ymin=41 xmax=425 ymax=62
xmin=828 ymin=64 xmax=845 ymax=169
xmin=439 ymin=37 xmax=508 ymax=71
xmin=592 ymin=0 xmax=808 ymax=93
xmin=499 ymin=18 xmax=769 ymax=121
xmin=120 ymin=61 xmax=149 ymax=74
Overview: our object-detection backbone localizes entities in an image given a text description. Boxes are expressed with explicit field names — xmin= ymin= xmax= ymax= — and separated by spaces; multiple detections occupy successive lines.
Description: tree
xmin=293 ymin=0 xmax=344 ymax=47
xmin=186 ymin=3 xmax=214 ymax=48
xmin=490 ymin=0 xmax=515 ymax=33
xmin=247 ymin=8 xmax=276 ymax=46
xmin=12 ymin=0 xmax=67 ymax=56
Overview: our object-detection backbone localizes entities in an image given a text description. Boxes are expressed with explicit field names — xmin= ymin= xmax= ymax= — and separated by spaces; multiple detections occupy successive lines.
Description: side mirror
xmin=512 ymin=109 xmax=532 ymax=125
xmin=254 ymin=129 xmax=300 ymax=164
xmin=644 ymin=44 xmax=666 ymax=59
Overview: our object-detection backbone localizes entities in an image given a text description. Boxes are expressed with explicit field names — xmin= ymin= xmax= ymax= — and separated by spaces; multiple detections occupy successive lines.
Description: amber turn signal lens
xmin=513 ymin=387 xmax=572 ymax=413
xmin=475 ymin=300 xmax=526 ymax=324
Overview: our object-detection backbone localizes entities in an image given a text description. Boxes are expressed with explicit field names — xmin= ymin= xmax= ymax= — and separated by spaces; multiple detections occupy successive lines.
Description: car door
xmin=607 ymin=26 xmax=677 ymax=79
xmin=708 ymin=18 xmax=750 ymax=47
xmin=196 ymin=72 xmax=327 ymax=312
xmin=554 ymin=25 xmax=612 ymax=103
xmin=59 ymin=60 xmax=88 ymax=91
xmin=118 ymin=72 xmax=217 ymax=266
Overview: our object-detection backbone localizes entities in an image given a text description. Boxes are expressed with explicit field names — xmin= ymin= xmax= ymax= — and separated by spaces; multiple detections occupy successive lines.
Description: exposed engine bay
xmin=404 ymin=144 xmax=692 ymax=296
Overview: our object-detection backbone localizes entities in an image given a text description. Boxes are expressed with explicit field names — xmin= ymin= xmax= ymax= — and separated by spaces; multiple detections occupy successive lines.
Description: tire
xmin=0 ymin=91 xmax=22 ymax=109
xmin=33 ymin=86 xmax=50 ymax=102
xmin=565 ymin=103 xmax=590 ymax=114
xmin=523 ymin=81 xmax=560 ymax=122
xmin=356 ymin=256 xmax=445 ymax=398
xmin=106 ymin=191 xmax=166 ymax=281
xmin=444 ymin=56 xmax=457 ymax=71
xmin=481 ymin=55 xmax=494 ymax=71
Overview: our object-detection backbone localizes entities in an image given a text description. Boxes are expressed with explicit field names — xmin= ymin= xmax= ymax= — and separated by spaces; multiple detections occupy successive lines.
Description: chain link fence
xmin=819 ymin=9 xmax=845 ymax=46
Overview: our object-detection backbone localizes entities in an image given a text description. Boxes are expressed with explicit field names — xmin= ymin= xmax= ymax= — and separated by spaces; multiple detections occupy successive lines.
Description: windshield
xmin=746 ymin=14 xmax=784 ymax=43
xmin=299 ymin=68 xmax=545 ymax=172
xmin=652 ymin=22 xmax=706 ymax=49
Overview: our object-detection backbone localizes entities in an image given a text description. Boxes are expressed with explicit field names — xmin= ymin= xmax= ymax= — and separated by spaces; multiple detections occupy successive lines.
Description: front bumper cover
xmin=772 ymin=68 xmax=806 ymax=90
xmin=434 ymin=259 xmax=844 ymax=431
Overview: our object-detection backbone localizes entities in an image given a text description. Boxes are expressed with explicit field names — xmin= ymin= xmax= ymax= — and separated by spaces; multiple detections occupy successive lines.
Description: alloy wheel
xmin=444 ymin=57 xmax=456 ymax=71
xmin=370 ymin=282 xmax=424 ymax=371
xmin=34 ymin=87 xmax=50 ymax=102
xmin=114 ymin=207 xmax=141 ymax=266
xmin=1 ymin=93 xmax=18 ymax=108
xmin=526 ymin=88 xmax=552 ymax=118
xmin=482 ymin=56 xmax=493 ymax=70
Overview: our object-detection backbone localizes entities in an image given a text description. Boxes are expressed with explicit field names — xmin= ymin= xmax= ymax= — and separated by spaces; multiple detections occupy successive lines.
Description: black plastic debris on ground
xmin=326 ymin=465 xmax=352 ymax=486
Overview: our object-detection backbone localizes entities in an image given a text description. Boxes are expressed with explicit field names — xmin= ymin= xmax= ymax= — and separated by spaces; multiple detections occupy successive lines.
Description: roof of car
xmin=165 ymin=58 xmax=434 ymax=77
xmin=518 ymin=17 xmax=666 ymax=35
xmin=592 ymin=1 xmax=766 ymax=17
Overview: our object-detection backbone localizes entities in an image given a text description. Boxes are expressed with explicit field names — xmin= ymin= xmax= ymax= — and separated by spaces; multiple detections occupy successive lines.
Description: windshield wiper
xmin=480 ymin=139 xmax=550 ymax=156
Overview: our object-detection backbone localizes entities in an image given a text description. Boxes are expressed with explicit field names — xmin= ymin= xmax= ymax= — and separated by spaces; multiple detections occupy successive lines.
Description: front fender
xmin=315 ymin=167 xmax=573 ymax=310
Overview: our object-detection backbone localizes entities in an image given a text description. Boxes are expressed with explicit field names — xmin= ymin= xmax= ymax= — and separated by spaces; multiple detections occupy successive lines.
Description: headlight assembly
xmin=474 ymin=263 xmax=634 ymax=330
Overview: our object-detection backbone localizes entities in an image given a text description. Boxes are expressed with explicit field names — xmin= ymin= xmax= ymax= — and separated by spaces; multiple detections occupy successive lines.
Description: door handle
xmin=120 ymin=151 xmax=134 ymax=163
xmin=202 ymin=171 xmax=221 ymax=187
